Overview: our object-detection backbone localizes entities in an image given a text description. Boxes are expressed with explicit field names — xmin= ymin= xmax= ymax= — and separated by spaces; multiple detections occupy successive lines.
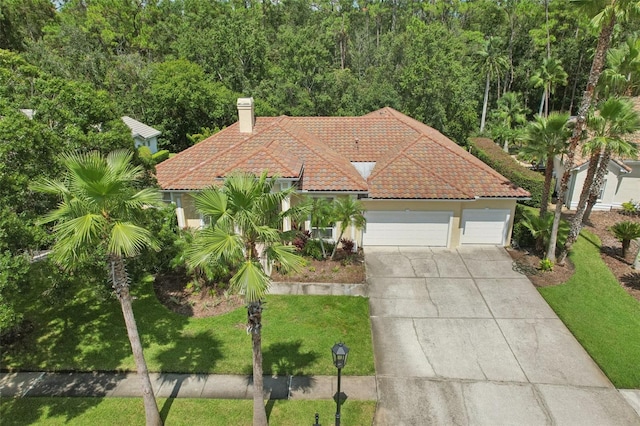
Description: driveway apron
xmin=366 ymin=246 xmax=640 ymax=426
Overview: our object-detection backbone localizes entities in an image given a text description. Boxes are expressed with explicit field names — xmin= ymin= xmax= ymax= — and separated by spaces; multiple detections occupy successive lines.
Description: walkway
xmin=0 ymin=372 xmax=376 ymax=400
xmin=366 ymin=246 xmax=640 ymax=425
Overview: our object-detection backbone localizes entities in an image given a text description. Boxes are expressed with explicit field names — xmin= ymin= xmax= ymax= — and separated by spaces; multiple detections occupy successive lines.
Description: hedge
xmin=468 ymin=137 xmax=545 ymax=208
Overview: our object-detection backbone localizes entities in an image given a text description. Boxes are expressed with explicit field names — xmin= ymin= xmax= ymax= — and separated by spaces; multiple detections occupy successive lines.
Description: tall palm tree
xmin=490 ymin=91 xmax=528 ymax=152
xmin=186 ymin=171 xmax=305 ymax=426
xmin=558 ymin=97 xmax=640 ymax=264
xmin=530 ymin=58 xmax=569 ymax=117
xmin=477 ymin=36 xmax=509 ymax=132
xmin=520 ymin=112 xmax=572 ymax=217
xmin=32 ymin=150 xmax=163 ymax=426
xmin=330 ymin=197 xmax=366 ymax=260
xmin=547 ymin=0 xmax=640 ymax=263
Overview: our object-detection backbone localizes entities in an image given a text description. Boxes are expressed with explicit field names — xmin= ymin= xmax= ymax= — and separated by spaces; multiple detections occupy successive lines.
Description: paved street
xmin=366 ymin=246 xmax=640 ymax=426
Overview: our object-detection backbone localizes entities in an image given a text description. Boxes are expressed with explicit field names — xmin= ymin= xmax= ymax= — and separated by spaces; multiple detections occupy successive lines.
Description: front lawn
xmin=0 ymin=398 xmax=376 ymax=426
xmin=539 ymin=231 xmax=640 ymax=388
xmin=2 ymin=275 xmax=374 ymax=376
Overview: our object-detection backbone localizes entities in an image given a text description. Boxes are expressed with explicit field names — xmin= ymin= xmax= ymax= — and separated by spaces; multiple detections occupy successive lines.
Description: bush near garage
xmin=468 ymin=137 xmax=545 ymax=208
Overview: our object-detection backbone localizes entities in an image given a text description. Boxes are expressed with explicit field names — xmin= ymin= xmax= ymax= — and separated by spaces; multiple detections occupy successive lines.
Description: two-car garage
xmin=362 ymin=208 xmax=512 ymax=247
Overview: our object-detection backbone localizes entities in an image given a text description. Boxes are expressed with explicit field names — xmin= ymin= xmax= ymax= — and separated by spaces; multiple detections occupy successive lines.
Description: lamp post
xmin=331 ymin=342 xmax=349 ymax=426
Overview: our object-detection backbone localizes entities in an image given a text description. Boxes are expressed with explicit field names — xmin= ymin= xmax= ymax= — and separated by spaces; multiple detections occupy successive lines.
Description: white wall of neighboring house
xmin=564 ymin=160 xmax=639 ymax=211
xmin=133 ymin=135 xmax=158 ymax=154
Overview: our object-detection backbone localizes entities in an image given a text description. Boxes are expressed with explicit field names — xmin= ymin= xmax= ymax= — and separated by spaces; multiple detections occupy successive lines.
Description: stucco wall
xmin=567 ymin=161 xmax=638 ymax=211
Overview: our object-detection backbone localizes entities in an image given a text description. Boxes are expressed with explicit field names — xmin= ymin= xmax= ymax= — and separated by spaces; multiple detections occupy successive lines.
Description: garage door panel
xmin=461 ymin=209 xmax=509 ymax=245
xmin=364 ymin=211 xmax=452 ymax=247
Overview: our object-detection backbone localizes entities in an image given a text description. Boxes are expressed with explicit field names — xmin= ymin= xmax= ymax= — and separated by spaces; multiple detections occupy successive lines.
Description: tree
xmin=600 ymin=36 xmax=640 ymax=97
xmin=307 ymin=197 xmax=334 ymax=259
xmin=559 ymin=97 xmax=640 ymax=264
xmin=547 ymin=0 xmax=640 ymax=263
xmin=610 ymin=221 xmax=640 ymax=257
xmin=520 ymin=112 xmax=572 ymax=217
xmin=530 ymin=57 xmax=568 ymax=117
xmin=330 ymin=197 xmax=366 ymax=260
xmin=186 ymin=172 xmax=305 ymax=426
xmin=32 ymin=150 xmax=163 ymax=426
xmin=490 ymin=92 xmax=528 ymax=152
xmin=477 ymin=36 xmax=509 ymax=132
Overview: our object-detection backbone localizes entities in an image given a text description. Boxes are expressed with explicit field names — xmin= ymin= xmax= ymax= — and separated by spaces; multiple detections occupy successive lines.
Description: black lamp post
xmin=331 ymin=342 xmax=349 ymax=426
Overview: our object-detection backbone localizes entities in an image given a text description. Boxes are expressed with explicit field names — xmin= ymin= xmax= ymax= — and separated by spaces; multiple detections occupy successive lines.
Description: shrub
xmin=621 ymin=200 xmax=639 ymax=216
xmin=468 ymin=137 xmax=545 ymax=207
xmin=518 ymin=208 xmax=569 ymax=253
xmin=539 ymin=258 xmax=554 ymax=272
xmin=293 ymin=230 xmax=311 ymax=252
xmin=340 ymin=238 xmax=355 ymax=253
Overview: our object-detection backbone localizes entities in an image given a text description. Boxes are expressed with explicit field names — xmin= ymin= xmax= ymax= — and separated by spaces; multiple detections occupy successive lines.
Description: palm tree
xmin=610 ymin=221 xmax=640 ymax=257
xmin=186 ymin=171 xmax=305 ymax=426
xmin=307 ymin=197 xmax=334 ymax=259
xmin=600 ymin=36 xmax=640 ymax=97
xmin=558 ymin=97 xmax=640 ymax=264
xmin=547 ymin=0 xmax=640 ymax=263
xmin=329 ymin=197 xmax=366 ymax=260
xmin=477 ymin=36 xmax=509 ymax=132
xmin=520 ymin=112 xmax=571 ymax=217
xmin=490 ymin=92 xmax=528 ymax=152
xmin=32 ymin=150 xmax=163 ymax=426
xmin=530 ymin=58 xmax=568 ymax=117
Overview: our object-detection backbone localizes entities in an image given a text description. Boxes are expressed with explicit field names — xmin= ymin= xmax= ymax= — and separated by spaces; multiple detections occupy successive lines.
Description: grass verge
xmin=539 ymin=230 xmax=640 ymax=388
xmin=2 ymin=276 xmax=374 ymax=376
xmin=0 ymin=398 xmax=376 ymax=425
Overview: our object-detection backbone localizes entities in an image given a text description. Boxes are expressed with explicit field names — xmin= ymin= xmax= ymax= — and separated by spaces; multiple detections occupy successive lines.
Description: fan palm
xmin=32 ymin=150 xmax=163 ymax=426
xmin=186 ymin=171 xmax=305 ymax=426
xmin=530 ymin=58 xmax=568 ymax=117
xmin=547 ymin=0 xmax=640 ymax=263
xmin=520 ymin=112 xmax=571 ymax=217
xmin=330 ymin=197 xmax=366 ymax=260
xmin=559 ymin=97 xmax=640 ymax=264
xmin=307 ymin=196 xmax=334 ymax=258
xmin=600 ymin=36 xmax=640 ymax=97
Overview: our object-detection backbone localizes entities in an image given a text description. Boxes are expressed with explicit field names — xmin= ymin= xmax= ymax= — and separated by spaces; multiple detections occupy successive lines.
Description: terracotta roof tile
xmin=156 ymin=107 xmax=529 ymax=199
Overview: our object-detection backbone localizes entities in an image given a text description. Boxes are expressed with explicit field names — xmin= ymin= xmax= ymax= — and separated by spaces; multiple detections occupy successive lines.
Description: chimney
xmin=237 ymin=97 xmax=255 ymax=133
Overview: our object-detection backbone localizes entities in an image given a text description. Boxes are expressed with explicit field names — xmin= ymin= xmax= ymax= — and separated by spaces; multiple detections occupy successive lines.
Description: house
xmin=554 ymin=96 xmax=640 ymax=211
xmin=156 ymin=98 xmax=530 ymax=248
xmin=122 ymin=116 xmax=161 ymax=154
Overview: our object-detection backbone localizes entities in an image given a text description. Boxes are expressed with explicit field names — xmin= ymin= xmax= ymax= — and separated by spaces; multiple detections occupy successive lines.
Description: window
xmin=309 ymin=197 xmax=335 ymax=240
xmin=598 ymin=180 xmax=607 ymax=200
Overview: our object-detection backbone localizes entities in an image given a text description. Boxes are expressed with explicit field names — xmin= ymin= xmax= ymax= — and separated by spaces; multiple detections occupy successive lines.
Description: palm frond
xmin=108 ymin=222 xmax=159 ymax=258
xmin=186 ymin=226 xmax=244 ymax=268
xmin=230 ymin=260 xmax=270 ymax=302
xmin=265 ymin=243 xmax=306 ymax=274
xmin=194 ymin=188 xmax=229 ymax=225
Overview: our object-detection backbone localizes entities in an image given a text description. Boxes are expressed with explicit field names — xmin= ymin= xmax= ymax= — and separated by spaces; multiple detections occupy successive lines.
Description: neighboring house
xmin=122 ymin=116 xmax=161 ymax=154
xmin=156 ymin=98 xmax=530 ymax=248
xmin=554 ymin=97 xmax=640 ymax=211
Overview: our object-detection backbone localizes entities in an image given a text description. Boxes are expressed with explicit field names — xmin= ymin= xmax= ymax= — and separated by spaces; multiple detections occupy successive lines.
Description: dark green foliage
xmin=518 ymin=208 xmax=569 ymax=253
xmin=610 ymin=221 xmax=640 ymax=257
xmin=301 ymin=239 xmax=335 ymax=261
xmin=469 ymin=137 xmax=546 ymax=207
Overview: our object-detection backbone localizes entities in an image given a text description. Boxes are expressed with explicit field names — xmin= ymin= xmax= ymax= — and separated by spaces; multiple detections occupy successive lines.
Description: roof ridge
xmin=402 ymin=150 xmax=475 ymax=199
xmin=367 ymin=133 xmax=419 ymax=181
xmin=276 ymin=119 xmax=367 ymax=189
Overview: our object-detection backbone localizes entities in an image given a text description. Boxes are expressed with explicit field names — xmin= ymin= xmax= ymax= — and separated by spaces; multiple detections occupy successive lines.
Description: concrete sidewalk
xmin=0 ymin=372 xmax=377 ymax=400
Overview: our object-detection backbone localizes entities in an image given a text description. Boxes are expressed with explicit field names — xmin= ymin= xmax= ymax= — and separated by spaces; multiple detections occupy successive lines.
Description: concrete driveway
xmin=366 ymin=246 xmax=640 ymax=426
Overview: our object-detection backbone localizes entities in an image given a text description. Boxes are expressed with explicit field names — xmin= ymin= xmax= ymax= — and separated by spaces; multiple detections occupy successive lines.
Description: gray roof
xmin=122 ymin=116 xmax=161 ymax=139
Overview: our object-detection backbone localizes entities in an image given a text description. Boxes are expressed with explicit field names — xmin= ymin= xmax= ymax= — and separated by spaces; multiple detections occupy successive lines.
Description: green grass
xmin=2 ymin=276 xmax=374 ymax=376
xmin=0 ymin=398 xmax=376 ymax=425
xmin=539 ymin=230 xmax=640 ymax=388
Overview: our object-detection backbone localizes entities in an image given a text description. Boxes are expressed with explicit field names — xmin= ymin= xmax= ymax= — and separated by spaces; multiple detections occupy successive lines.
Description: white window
xmin=598 ymin=180 xmax=607 ymax=200
xmin=309 ymin=197 xmax=335 ymax=240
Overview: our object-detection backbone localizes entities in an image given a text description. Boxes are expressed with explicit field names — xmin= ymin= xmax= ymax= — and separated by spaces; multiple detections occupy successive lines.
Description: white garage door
xmin=461 ymin=209 xmax=510 ymax=245
xmin=363 ymin=211 xmax=452 ymax=246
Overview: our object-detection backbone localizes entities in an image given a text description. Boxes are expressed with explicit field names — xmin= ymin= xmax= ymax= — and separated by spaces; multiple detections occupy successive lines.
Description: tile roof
xmin=156 ymin=107 xmax=529 ymax=199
